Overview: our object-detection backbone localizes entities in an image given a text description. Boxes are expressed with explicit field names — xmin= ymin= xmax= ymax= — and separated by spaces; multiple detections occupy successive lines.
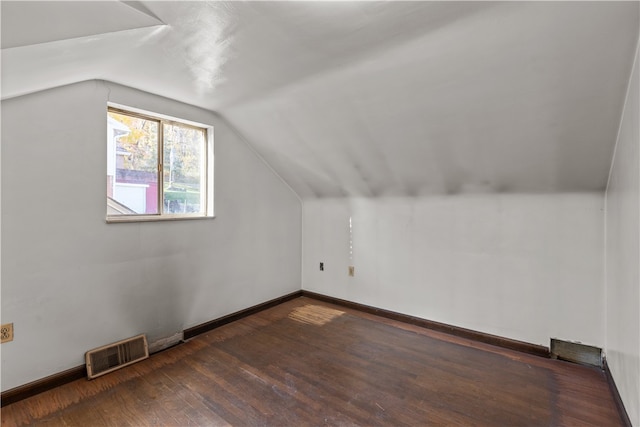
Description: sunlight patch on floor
xmin=288 ymin=305 xmax=345 ymax=326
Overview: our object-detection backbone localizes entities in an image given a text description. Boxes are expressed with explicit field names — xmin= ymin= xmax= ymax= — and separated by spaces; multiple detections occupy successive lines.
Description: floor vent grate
xmin=86 ymin=334 xmax=149 ymax=379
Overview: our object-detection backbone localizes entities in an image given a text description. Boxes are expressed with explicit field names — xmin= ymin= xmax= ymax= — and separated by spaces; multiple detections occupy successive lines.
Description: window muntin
xmin=107 ymin=106 xmax=212 ymax=221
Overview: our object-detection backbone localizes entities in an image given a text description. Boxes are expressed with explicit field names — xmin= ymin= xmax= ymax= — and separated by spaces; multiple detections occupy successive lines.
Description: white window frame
xmin=106 ymin=103 xmax=214 ymax=223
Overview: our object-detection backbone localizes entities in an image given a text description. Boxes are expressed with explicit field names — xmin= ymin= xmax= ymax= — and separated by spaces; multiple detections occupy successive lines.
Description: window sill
xmin=106 ymin=214 xmax=215 ymax=224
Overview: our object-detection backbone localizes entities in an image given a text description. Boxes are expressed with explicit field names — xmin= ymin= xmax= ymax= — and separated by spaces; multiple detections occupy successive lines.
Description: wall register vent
xmin=550 ymin=338 xmax=602 ymax=368
xmin=85 ymin=334 xmax=149 ymax=379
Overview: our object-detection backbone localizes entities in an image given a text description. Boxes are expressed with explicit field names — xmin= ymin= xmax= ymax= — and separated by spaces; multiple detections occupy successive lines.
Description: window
xmin=107 ymin=105 xmax=213 ymax=222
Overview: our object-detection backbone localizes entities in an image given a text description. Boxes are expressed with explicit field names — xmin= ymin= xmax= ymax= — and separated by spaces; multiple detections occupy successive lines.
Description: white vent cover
xmin=85 ymin=334 xmax=149 ymax=379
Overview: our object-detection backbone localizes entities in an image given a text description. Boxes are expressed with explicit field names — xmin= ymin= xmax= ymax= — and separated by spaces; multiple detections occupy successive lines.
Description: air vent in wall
xmin=85 ymin=334 xmax=149 ymax=379
xmin=550 ymin=338 xmax=602 ymax=368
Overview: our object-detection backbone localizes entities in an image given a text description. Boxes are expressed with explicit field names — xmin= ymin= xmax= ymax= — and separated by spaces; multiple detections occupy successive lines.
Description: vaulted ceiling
xmin=2 ymin=1 xmax=639 ymax=198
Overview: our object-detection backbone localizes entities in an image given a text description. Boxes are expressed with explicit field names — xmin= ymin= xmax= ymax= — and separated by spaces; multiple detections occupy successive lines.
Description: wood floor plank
xmin=1 ymin=297 xmax=625 ymax=426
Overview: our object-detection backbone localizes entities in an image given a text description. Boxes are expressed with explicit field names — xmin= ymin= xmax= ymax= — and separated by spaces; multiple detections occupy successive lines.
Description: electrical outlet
xmin=1 ymin=323 xmax=14 ymax=343
xmin=320 ymin=262 xmax=324 ymax=271
xmin=348 ymin=266 xmax=355 ymax=277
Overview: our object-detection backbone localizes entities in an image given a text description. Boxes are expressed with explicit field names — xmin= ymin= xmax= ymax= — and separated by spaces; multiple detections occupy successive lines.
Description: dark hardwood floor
xmin=1 ymin=297 xmax=623 ymax=426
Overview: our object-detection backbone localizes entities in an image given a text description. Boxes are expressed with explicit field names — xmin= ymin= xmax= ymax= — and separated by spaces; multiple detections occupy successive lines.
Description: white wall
xmin=606 ymin=40 xmax=640 ymax=426
xmin=303 ymin=194 xmax=604 ymax=348
xmin=0 ymin=81 xmax=302 ymax=391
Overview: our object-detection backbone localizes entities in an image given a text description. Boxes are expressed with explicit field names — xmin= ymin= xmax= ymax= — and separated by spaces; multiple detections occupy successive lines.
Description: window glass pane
xmin=107 ymin=112 xmax=159 ymax=215
xmin=163 ymin=123 xmax=205 ymax=214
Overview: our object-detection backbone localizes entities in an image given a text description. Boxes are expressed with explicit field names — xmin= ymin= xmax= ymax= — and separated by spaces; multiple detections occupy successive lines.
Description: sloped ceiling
xmin=2 ymin=1 xmax=639 ymax=198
